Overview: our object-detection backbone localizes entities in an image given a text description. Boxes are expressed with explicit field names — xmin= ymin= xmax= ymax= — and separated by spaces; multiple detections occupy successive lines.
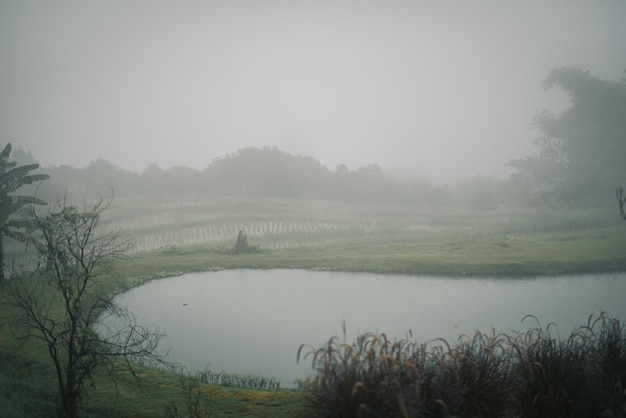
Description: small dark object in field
xmin=232 ymin=230 xmax=258 ymax=254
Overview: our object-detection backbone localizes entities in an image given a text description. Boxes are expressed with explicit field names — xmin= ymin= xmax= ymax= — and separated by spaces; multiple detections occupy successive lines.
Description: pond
xmin=109 ymin=269 xmax=626 ymax=386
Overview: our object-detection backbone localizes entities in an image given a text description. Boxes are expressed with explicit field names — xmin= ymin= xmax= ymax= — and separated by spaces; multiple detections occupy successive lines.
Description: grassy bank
xmin=2 ymin=198 xmax=626 ymax=416
xmin=0 ymin=286 xmax=308 ymax=418
xmin=107 ymin=196 xmax=626 ymax=279
xmin=9 ymin=196 xmax=626 ymax=276
xmin=121 ymin=229 xmax=626 ymax=280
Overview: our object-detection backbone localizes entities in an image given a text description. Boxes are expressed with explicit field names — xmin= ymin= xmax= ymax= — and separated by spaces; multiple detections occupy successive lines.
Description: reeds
xmin=164 ymin=369 xmax=212 ymax=418
xmin=298 ymin=331 xmax=426 ymax=417
xmin=298 ymin=312 xmax=626 ymax=418
xmin=196 ymin=368 xmax=282 ymax=391
xmin=510 ymin=317 xmax=599 ymax=418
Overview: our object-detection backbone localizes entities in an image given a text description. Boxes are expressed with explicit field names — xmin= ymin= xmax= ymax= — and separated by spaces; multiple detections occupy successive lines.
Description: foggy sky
xmin=1 ymin=1 xmax=625 ymax=183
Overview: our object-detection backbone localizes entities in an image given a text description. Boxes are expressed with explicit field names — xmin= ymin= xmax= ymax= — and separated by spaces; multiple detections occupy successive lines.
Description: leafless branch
xmin=7 ymin=195 xmax=167 ymax=417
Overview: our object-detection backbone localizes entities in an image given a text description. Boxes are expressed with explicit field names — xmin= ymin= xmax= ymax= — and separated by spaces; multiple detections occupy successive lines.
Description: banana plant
xmin=0 ymin=143 xmax=49 ymax=282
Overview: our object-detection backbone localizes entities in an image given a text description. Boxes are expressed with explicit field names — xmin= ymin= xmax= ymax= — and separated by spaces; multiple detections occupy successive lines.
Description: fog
xmin=1 ymin=1 xmax=625 ymax=183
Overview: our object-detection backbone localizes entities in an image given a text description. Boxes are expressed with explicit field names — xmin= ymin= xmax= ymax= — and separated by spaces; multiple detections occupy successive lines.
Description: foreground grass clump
xmin=298 ymin=312 xmax=626 ymax=418
xmin=196 ymin=368 xmax=282 ymax=391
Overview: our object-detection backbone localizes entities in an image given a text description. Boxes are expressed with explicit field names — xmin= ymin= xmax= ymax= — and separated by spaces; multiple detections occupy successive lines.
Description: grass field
xmin=108 ymin=196 xmax=626 ymax=279
xmin=1 ymin=196 xmax=626 ymax=417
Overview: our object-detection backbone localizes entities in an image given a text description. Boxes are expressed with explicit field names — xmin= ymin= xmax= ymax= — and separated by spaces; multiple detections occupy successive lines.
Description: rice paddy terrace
xmin=6 ymin=195 xmax=626 ymax=277
xmin=102 ymin=196 xmax=625 ymax=254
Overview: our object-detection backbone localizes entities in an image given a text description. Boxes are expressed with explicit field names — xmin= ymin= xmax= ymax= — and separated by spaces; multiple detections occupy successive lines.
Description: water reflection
xmin=109 ymin=269 xmax=626 ymax=385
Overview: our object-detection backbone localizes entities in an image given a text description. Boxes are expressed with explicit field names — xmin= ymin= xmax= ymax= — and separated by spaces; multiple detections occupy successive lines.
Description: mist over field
xmin=2 ymin=1 xmax=626 ymax=183
xmin=3 ymin=4 xmax=626 ymax=416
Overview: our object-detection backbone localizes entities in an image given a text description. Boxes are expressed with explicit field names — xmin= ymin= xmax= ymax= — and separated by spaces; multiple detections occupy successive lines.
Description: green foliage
xmin=195 ymin=368 xmax=283 ymax=391
xmin=299 ymin=313 xmax=626 ymax=418
xmin=0 ymin=361 xmax=57 ymax=417
xmin=0 ymin=142 xmax=49 ymax=282
xmin=206 ymin=146 xmax=330 ymax=198
xmin=34 ymin=146 xmax=453 ymax=205
xmin=164 ymin=369 xmax=212 ymax=418
xmin=509 ymin=66 xmax=626 ymax=203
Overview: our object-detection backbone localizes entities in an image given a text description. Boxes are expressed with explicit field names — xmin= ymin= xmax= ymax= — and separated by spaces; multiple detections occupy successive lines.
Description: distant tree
xmin=0 ymin=142 xmax=49 ymax=283
xmin=205 ymin=146 xmax=331 ymax=198
xmin=141 ymin=165 xmax=202 ymax=196
xmin=335 ymin=164 xmax=349 ymax=174
xmin=329 ymin=164 xmax=398 ymax=202
xmin=7 ymin=197 xmax=166 ymax=418
xmin=81 ymin=158 xmax=139 ymax=196
xmin=509 ymin=66 xmax=626 ymax=203
xmin=202 ymin=147 xmax=453 ymax=204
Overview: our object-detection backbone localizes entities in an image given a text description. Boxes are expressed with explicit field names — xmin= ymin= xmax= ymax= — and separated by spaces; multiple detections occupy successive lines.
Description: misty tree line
xmin=13 ymin=146 xmax=486 ymax=207
xmin=10 ymin=65 xmax=626 ymax=208
xmin=508 ymin=66 xmax=626 ymax=204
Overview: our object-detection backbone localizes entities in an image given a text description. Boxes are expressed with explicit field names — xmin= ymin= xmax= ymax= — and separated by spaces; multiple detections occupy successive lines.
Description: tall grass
xmin=0 ymin=361 xmax=56 ymax=417
xmin=297 ymin=329 xmax=426 ymax=417
xmin=164 ymin=368 xmax=212 ymax=418
xmin=511 ymin=317 xmax=599 ymax=418
xmin=298 ymin=312 xmax=626 ymax=418
xmin=195 ymin=367 xmax=283 ymax=391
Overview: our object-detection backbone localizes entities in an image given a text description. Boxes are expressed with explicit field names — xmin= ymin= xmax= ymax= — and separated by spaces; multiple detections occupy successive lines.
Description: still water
xmin=110 ymin=269 xmax=626 ymax=385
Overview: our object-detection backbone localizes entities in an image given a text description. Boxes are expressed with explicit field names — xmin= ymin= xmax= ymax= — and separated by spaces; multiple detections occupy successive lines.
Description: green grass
xmin=115 ymin=228 xmax=626 ymax=279
xmin=0 ymin=309 xmax=308 ymax=417
xmin=103 ymin=196 xmax=626 ymax=278
xmin=2 ymin=197 xmax=626 ymax=416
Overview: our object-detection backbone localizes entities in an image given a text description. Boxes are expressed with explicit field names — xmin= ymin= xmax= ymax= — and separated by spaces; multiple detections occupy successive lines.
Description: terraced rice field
xmin=103 ymin=197 xmax=458 ymax=252
xmin=6 ymin=195 xmax=623 ymax=272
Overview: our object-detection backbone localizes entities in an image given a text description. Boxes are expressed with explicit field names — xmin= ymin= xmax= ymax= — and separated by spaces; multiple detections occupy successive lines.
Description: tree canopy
xmin=31 ymin=146 xmax=454 ymax=205
xmin=509 ymin=67 xmax=626 ymax=203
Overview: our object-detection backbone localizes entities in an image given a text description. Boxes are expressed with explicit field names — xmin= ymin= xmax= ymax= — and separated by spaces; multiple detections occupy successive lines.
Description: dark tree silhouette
xmin=509 ymin=67 xmax=626 ymax=203
xmin=8 ymin=197 xmax=166 ymax=418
